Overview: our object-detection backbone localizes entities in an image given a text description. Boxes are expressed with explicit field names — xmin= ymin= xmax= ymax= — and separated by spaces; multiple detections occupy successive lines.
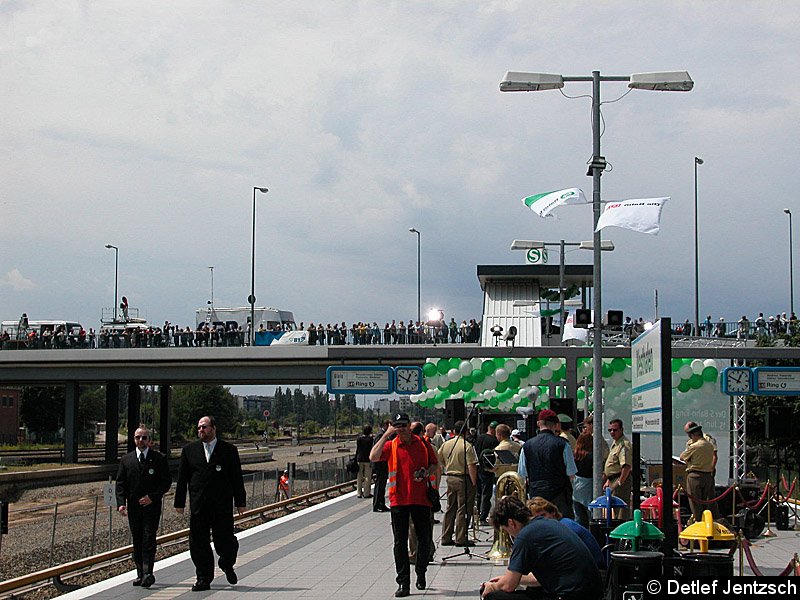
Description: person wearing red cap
xmin=517 ymin=409 xmax=577 ymax=519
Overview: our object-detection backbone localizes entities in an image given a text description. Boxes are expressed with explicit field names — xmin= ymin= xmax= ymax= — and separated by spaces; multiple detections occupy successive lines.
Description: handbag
xmin=426 ymin=479 xmax=441 ymax=512
xmin=346 ymin=455 xmax=359 ymax=474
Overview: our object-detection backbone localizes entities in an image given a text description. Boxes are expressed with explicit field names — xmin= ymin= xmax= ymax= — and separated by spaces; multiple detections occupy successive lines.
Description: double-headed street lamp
xmin=409 ymin=228 xmax=421 ymax=325
xmin=105 ymin=244 xmax=119 ymax=321
xmin=694 ymin=157 xmax=704 ymax=336
xmin=249 ymin=187 xmax=269 ymax=346
xmin=510 ymin=239 xmax=614 ymax=336
xmin=785 ymin=209 xmax=794 ymax=316
xmin=500 ymin=70 xmax=693 ymax=513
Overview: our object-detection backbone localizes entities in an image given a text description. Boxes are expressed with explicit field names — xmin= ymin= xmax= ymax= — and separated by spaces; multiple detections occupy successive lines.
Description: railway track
xmin=0 ymin=480 xmax=356 ymax=599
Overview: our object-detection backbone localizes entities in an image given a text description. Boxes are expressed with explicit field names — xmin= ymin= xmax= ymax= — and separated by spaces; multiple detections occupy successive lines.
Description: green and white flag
xmin=521 ymin=188 xmax=587 ymax=219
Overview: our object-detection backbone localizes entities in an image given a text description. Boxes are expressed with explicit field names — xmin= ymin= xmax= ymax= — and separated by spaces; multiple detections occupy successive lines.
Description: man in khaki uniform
xmin=603 ymin=418 xmax=632 ymax=518
xmin=556 ymin=414 xmax=577 ymax=450
xmin=680 ymin=422 xmax=718 ymax=522
xmin=438 ymin=420 xmax=478 ymax=547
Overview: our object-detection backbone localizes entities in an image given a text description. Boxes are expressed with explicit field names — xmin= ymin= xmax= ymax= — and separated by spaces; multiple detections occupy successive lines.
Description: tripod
xmin=441 ymin=401 xmax=490 ymax=563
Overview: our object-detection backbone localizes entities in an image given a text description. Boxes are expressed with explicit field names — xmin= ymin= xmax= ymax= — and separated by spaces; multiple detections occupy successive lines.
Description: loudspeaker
xmin=776 ymin=505 xmax=790 ymax=530
xmin=606 ymin=310 xmax=624 ymax=328
xmin=736 ymin=508 xmax=765 ymax=540
xmin=445 ymin=398 xmax=465 ymax=431
xmin=550 ymin=398 xmax=575 ymax=421
xmin=766 ymin=406 xmax=793 ymax=439
xmin=575 ymin=309 xmax=592 ymax=328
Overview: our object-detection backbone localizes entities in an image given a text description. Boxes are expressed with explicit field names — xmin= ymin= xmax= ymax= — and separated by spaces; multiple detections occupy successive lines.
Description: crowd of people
xmin=300 ymin=317 xmax=482 ymax=345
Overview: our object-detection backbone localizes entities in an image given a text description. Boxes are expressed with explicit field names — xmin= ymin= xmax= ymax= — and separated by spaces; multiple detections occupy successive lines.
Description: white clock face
xmin=395 ymin=368 xmax=421 ymax=393
xmin=726 ymin=369 xmax=751 ymax=393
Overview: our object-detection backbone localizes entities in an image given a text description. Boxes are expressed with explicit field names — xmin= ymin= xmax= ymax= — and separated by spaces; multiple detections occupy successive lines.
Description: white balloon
xmin=459 ymin=360 xmax=473 ymax=377
xmin=678 ymin=364 xmax=693 ymax=380
xmin=495 ymin=368 xmax=509 ymax=383
xmin=484 ymin=375 xmax=496 ymax=390
xmin=471 ymin=357 xmax=483 ymax=369
xmin=703 ymin=359 xmax=718 ymax=369
xmin=426 ymin=389 xmax=437 ymax=399
xmin=671 ymin=372 xmax=681 ymax=388
xmin=691 ymin=359 xmax=705 ymax=375
xmin=548 ymin=357 xmax=563 ymax=370
xmin=504 ymin=359 xmax=518 ymax=373
xmin=540 ymin=366 xmax=553 ymax=380
xmin=447 ymin=368 xmax=461 ymax=383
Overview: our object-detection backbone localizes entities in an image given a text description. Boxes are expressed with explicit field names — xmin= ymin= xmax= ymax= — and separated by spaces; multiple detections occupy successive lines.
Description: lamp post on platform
xmin=250 ymin=186 xmax=269 ymax=345
xmin=409 ymin=228 xmax=421 ymax=325
xmin=785 ymin=208 xmax=794 ymax=316
xmin=499 ymin=69 xmax=693 ymax=506
xmin=694 ymin=157 xmax=703 ymax=336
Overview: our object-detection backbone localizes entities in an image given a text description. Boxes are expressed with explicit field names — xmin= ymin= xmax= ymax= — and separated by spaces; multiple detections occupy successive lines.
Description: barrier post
xmin=763 ymin=481 xmax=776 ymax=537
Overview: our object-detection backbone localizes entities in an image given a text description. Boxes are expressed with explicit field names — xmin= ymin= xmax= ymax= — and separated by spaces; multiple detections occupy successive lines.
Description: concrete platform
xmin=59 ymin=493 xmax=800 ymax=599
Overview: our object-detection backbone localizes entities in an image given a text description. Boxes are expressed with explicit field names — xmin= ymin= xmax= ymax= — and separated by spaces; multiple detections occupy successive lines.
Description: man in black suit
xmin=174 ymin=415 xmax=247 ymax=592
xmin=115 ymin=425 xmax=172 ymax=588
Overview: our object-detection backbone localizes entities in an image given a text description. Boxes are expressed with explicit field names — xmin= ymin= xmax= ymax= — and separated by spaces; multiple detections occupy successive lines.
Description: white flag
xmin=595 ymin=197 xmax=669 ymax=235
xmin=562 ymin=311 xmax=589 ymax=344
xmin=521 ymin=188 xmax=588 ymax=219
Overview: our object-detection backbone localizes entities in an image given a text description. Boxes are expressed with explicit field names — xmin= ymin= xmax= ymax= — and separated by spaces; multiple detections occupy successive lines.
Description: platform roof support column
xmin=64 ymin=382 xmax=79 ymax=463
xmin=159 ymin=385 xmax=171 ymax=457
xmin=127 ymin=383 xmax=141 ymax=453
xmin=105 ymin=382 xmax=120 ymax=463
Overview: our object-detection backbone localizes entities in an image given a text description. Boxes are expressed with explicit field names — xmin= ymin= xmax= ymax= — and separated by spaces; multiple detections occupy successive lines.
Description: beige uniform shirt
xmin=680 ymin=437 xmax=715 ymax=473
xmin=495 ymin=438 xmax=521 ymax=458
xmin=438 ymin=436 xmax=478 ymax=476
xmin=604 ymin=435 xmax=632 ymax=477
xmin=560 ymin=431 xmax=577 ymax=451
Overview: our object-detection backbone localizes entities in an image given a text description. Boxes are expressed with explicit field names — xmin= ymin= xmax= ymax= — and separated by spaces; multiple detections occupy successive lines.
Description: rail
xmin=0 ymin=480 xmax=356 ymax=597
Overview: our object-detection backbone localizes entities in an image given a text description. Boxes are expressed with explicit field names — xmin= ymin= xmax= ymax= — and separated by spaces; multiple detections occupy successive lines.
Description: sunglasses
xmin=197 ymin=424 xmax=210 ymax=430
xmin=134 ymin=435 xmax=149 ymax=440
xmin=607 ymin=428 xmax=620 ymax=432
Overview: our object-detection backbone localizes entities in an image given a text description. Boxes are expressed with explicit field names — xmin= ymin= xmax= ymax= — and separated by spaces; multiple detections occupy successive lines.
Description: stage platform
xmin=59 ymin=492 xmax=799 ymax=599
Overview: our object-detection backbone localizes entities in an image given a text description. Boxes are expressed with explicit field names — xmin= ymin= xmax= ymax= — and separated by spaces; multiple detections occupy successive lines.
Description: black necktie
xmin=139 ymin=452 xmax=145 ymax=465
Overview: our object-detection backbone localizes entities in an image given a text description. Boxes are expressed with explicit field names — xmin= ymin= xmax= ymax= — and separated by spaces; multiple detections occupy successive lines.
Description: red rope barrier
xmin=740 ymin=539 xmax=796 ymax=576
xmin=735 ymin=482 xmax=771 ymax=510
xmin=682 ymin=482 xmax=736 ymax=504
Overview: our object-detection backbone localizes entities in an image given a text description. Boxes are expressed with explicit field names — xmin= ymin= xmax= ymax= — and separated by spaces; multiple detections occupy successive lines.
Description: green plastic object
xmin=609 ymin=509 xmax=665 ymax=551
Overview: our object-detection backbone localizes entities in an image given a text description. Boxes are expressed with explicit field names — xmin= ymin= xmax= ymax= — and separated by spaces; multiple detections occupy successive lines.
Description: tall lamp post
xmin=208 ymin=266 xmax=215 ymax=310
xmin=500 ymin=70 xmax=693 ymax=506
xmin=785 ymin=209 xmax=794 ymax=315
xmin=105 ymin=244 xmax=119 ymax=321
xmin=409 ymin=228 xmax=421 ymax=326
xmin=250 ymin=186 xmax=269 ymax=345
xmin=694 ymin=157 xmax=703 ymax=336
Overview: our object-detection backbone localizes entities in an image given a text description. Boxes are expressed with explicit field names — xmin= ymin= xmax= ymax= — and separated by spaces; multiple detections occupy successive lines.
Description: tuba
xmin=487 ymin=471 xmax=526 ymax=563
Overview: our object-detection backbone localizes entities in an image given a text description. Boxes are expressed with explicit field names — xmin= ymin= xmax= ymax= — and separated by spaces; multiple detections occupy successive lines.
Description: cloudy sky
xmin=2 ymin=2 xmax=799 ymax=331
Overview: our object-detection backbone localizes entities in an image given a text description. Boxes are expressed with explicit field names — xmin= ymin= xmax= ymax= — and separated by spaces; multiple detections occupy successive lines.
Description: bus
xmin=1 ymin=319 xmax=85 ymax=349
xmin=195 ymin=307 xmax=297 ymax=332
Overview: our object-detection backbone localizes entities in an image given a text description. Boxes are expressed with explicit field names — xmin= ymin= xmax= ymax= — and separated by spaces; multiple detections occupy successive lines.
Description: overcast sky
xmin=3 ymin=2 xmax=799 ymax=331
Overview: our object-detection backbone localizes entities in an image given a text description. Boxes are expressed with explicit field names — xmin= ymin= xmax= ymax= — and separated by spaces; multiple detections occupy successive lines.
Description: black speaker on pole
xmin=445 ymin=398 xmax=465 ymax=431
xmin=766 ymin=406 xmax=793 ymax=439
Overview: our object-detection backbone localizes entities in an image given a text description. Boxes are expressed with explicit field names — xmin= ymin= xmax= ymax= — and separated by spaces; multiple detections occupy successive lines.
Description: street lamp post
xmin=500 ymin=69 xmax=693 ymax=510
xmin=785 ymin=209 xmax=794 ymax=315
xmin=250 ymin=186 xmax=269 ymax=345
xmin=208 ymin=266 xmax=215 ymax=310
xmin=409 ymin=228 xmax=421 ymax=326
xmin=694 ymin=157 xmax=704 ymax=336
xmin=105 ymin=244 xmax=119 ymax=321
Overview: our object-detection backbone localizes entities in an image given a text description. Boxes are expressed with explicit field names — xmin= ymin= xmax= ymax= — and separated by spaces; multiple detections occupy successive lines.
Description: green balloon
xmin=471 ymin=369 xmax=486 ymax=383
xmin=438 ymin=382 xmax=449 ymax=391
xmin=601 ymin=363 xmax=614 ymax=378
xmin=516 ymin=364 xmax=531 ymax=379
xmin=678 ymin=379 xmax=691 ymax=393
xmin=611 ymin=358 xmax=626 ymax=373
xmin=482 ymin=360 xmax=497 ymax=375
xmin=671 ymin=358 xmax=683 ymax=372
xmin=553 ymin=366 xmax=566 ymax=381
xmin=460 ymin=378 xmax=474 ymax=392
xmin=577 ymin=389 xmax=585 ymax=400
xmin=450 ymin=357 xmax=462 ymax=369
xmin=448 ymin=381 xmax=461 ymax=394
xmin=463 ymin=391 xmax=476 ymax=401
xmin=506 ymin=373 xmax=520 ymax=389
xmin=437 ymin=358 xmax=450 ymax=375
xmin=494 ymin=357 xmax=507 ymax=368
xmin=496 ymin=381 xmax=508 ymax=394
xmin=489 ymin=397 xmax=500 ymax=408
xmin=423 ymin=362 xmax=437 ymax=377
xmin=689 ymin=374 xmax=703 ymax=389
xmin=528 ymin=357 xmax=542 ymax=372
xmin=702 ymin=366 xmax=718 ymax=382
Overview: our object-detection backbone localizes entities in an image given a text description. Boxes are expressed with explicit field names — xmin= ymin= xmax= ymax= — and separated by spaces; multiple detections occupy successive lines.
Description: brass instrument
xmin=487 ymin=471 xmax=526 ymax=563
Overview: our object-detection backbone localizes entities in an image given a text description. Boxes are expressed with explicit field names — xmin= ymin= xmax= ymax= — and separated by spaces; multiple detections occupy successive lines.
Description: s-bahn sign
xmin=326 ymin=366 xmax=394 ymax=394
xmin=753 ymin=367 xmax=800 ymax=396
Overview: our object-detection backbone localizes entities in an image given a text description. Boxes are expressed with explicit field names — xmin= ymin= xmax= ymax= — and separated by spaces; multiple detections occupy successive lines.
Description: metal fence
xmin=0 ymin=455 xmax=354 ymax=574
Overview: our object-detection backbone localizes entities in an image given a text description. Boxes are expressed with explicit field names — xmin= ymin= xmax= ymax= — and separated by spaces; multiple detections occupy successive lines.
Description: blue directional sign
xmin=753 ymin=367 xmax=800 ymax=396
xmin=326 ymin=366 xmax=394 ymax=394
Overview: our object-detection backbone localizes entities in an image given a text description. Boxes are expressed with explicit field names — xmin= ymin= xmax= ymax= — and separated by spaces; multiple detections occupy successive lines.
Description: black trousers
xmin=128 ymin=503 xmax=161 ymax=573
xmin=373 ymin=461 xmax=389 ymax=509
xmin=188 ymin=509 xmax=239 ymax=583
xmin=391 ymin=505 xmax=433 ymax=586
xmin=477 ymin=470 xmax=495 ymax=520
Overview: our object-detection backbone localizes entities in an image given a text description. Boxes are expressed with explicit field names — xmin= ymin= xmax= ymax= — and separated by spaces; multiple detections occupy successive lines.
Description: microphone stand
xmin=441 ymin=401 xmax=490 ymax=563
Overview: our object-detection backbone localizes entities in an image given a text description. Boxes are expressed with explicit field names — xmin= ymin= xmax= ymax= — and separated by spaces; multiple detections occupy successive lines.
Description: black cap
xmin=392 ymin=412 xmax=411 ymax=425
